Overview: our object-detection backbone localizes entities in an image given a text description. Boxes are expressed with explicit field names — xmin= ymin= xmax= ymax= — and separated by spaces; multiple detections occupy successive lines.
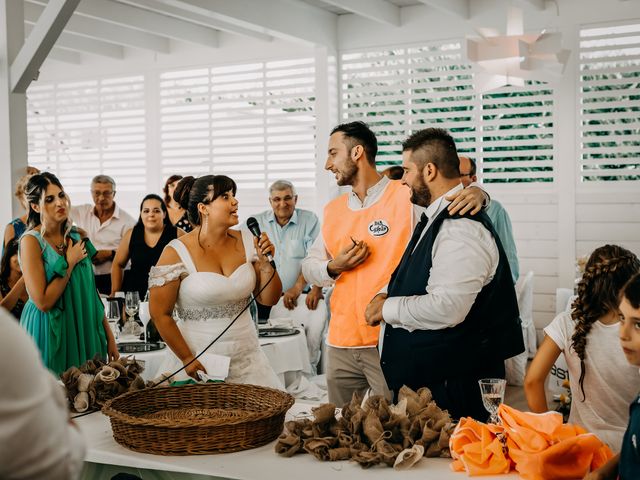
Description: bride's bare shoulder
xmin=156 ymin=242 xmax=182 ymax=266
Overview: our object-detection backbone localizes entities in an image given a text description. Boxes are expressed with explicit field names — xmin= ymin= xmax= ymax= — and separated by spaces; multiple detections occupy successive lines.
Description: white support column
xmin=144 ymin=71 xmax=162 ymax=194
xmin=0 ymin=0 xmax=28 ymax=224
xmin=556 ymin=24 xmax=578 ymax=288
xmin=313 ymin=46 xmax=339 ymax=213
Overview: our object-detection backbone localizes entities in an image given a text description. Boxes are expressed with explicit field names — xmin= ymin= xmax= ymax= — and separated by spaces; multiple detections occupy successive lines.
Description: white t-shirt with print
xmin=544 ymin=311 xmax=640 ymax=452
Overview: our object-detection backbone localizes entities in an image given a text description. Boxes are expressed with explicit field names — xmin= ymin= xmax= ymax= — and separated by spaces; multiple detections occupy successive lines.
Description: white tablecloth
xmin=119 ymin=330 xmax=325 ymax=400
xmin=78 ymin=402 xmax=516 ymax=480
xmin=259 ymin=329 xmax=312 ymax=376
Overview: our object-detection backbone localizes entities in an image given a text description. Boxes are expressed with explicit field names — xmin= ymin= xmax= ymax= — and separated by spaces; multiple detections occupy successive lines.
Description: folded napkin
xmin=77 ymin=373 xmax=94 ymax=392
xmin=394 ymin=444 xmax=424 ymax=470
xmin=73 ymin=392 xmax=90 ymax=412
xmin=95 ymin=366 xmax=120 ymax=383
xmin=499 ymin=404 xmax=613 ymax=480
xmin=450 ymin=417 xmax=511 ymax=476
xmin=449 ymin=404 xmax=614 ymax=479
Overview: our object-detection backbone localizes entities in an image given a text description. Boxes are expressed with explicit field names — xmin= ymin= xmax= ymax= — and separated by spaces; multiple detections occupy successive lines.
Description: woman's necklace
xmin=44 ymin=233 xmax=65 ymax=252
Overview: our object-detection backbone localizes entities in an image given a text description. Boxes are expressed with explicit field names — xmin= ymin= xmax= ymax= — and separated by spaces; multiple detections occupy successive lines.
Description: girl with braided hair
xmin=525 ymin=244 xmax=640 ymax=452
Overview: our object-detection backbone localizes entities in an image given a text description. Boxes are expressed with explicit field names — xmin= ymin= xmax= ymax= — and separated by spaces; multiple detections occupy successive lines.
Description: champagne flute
xmin=138 ymin=301 xmax=151 ymax=344
xmin=105 ymin=299 xmax=120 ymax=342
xmin=478 ymin=378 xmax=507 ymax=424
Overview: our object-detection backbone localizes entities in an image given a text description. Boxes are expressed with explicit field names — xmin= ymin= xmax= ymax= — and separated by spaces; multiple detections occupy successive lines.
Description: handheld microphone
xmin=246 ymin=217 xmax=276 ymax=269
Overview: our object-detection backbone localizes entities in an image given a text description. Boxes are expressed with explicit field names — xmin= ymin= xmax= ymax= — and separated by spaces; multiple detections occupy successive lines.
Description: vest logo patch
xmin=368 ymin=220 xmax=389 ymax=237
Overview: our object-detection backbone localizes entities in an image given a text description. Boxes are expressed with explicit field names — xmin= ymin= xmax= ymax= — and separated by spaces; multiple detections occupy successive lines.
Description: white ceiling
xmin=18 ymin=0 xmax=524 ymax=65
xmin=20 ymin=0 xmax=640 ymax=66
xmin=299 ymin=0 xmax=422 ymax=15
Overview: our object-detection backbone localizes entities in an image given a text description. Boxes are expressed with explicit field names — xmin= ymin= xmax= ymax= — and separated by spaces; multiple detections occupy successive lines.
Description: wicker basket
xmin=102 ymin=383 xmax=295 ymax=455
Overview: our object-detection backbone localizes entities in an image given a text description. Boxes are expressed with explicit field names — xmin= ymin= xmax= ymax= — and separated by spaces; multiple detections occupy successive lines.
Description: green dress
xmin=20 ymin=229 xmax=107 ymax=376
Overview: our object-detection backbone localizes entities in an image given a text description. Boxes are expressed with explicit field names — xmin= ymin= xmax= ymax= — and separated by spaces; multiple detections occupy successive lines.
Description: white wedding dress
xmin=149 ymin=229 xmax=283 ymax=389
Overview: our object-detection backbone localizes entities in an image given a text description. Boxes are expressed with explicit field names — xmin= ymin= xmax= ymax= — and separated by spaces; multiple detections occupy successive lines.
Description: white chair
xmin=555 ymin=288 xmax=575 ymax=315
xmin=269 ymin=293 xmax=329 ymax=376
xmin=517 ymin=271 xmax=536 ymax=359
xmin=505 ymin=271 xmax=535 ymax=386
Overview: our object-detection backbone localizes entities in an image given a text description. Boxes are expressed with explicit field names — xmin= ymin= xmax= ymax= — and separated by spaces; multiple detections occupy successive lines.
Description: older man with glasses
xmin=70 ymin=175 xmax=135 ymax=295
xmin=250 ymin=179 xmax=327 ymax=375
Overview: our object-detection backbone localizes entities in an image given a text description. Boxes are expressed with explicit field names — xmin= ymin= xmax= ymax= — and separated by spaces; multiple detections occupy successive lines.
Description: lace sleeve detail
xmin=148 ymin=263 xmax=188 ymax=288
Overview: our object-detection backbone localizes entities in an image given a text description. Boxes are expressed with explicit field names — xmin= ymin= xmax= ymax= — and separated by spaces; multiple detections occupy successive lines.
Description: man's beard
xmin=410 ymin=176 xmax=431 ymax=207
xmin=336 ymin=158 xmax=358 ymax=186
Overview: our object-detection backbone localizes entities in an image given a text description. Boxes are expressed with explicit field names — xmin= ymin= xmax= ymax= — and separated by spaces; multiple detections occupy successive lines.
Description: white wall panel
xmin=497 ymin=193 xmax=560 ymax=335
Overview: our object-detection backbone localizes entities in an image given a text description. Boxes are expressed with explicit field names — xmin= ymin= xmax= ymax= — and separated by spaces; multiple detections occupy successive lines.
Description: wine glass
xmin=478 ymin=378 xmax=507 ymax=424
xmin=138 ymin=301 xmax=151 ymax=345
xmin=125 ymin=291 xmax=140 ymax=334
xmin=105 ymin=299 xmax=120 ymax=341
xmin=125 ymin=291 xmax=140 ymax=318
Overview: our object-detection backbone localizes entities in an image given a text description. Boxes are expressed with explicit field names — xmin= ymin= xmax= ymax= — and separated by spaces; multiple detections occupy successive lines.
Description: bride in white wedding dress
xmin=148 ymin=175 xmax=283 ymax=388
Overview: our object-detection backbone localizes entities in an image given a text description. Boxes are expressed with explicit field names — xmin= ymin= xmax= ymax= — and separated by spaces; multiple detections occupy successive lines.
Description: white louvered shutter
xmin=340 ymin=41 xmax=475 ymax=167
xmin=340 ymin=41 xmax=554 ymax=183
xmin=159 ymin=68 xmax=212 ymax=176
xmin=479 ymin=82 xmax=555 ymax=183
xmin=159 ymin=58 xmax=316 ymax=191
xmin=27 ymin=76 xmax=146 ymax=194
xmin=579 ymin=22 xmax=640 ymax=182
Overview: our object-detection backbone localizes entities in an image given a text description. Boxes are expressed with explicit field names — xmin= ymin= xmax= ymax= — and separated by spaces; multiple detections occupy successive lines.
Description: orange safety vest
xmin=322 ymin=180 xmax=412 ymax=347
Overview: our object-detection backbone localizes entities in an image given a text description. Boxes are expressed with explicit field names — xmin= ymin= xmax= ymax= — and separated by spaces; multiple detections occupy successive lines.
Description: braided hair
xmin=570 ymin=244 xmax=640 ymax=401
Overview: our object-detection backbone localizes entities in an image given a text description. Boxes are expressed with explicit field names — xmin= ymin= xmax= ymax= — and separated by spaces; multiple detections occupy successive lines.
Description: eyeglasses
xmin=91 ymin=190 xmax=114 ymax=198
xmin=270 ymin=196 xmax=295 ymax=203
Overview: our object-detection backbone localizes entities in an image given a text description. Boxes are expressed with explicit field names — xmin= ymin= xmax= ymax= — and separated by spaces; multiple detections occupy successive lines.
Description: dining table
xmin=78 ymin=401 xmax=517 ymax=480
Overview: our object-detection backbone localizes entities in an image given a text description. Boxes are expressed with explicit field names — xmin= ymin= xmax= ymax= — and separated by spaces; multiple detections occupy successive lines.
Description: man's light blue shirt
xmin=252 ymin=208 xmax=320 ymax=292
xmin=486 ymin=199 xmax=519 ymax=284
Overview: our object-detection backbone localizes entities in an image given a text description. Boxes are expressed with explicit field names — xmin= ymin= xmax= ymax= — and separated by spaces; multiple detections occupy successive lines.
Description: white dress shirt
xmin=381 ymin=183 xmax=499 ymax=332
xmin=0 ymin=308 xmax=85 ymax=480
xmin=70 ymin=203 xmax=135 ymax=275
xmin=302 ymin=176 xmax=424 ymax=287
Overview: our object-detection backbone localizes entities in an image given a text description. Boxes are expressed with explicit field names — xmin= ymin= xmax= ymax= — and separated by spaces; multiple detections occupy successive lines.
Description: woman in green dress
xmin=19 ymin=172 xmax=118 ymax=375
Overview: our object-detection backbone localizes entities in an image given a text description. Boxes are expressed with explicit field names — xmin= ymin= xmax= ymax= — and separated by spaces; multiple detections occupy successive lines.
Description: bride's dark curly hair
xmin=570 ymin=244 xmax=640 ymax=401
xmin=173 ymin=175 xmax=237 ymax=226
xmin=173 ymin=175 xmax=237 ymax=250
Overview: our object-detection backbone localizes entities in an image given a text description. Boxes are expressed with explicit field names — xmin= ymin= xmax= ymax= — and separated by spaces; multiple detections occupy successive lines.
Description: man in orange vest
xmin=302 ymin=121 xmax=486 ymax=406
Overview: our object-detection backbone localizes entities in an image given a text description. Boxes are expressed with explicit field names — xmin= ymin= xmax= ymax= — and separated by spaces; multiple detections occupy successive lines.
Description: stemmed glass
xmin=125 ymin=291 xmax=140 ymax=334
xmin=105 ymin=299 xmax=120 ymax=341
xmin=478 ymin=378 xmax=507 ymax=424
xmin=138 ymin=301 xmax=151 ymax=345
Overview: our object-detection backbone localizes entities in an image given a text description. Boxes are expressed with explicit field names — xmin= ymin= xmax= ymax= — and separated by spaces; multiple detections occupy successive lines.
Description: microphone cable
xmin=70 ymin=267 xmax=277 ymax=420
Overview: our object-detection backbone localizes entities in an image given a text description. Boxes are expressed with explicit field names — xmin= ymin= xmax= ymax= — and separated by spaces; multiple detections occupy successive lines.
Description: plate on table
xmin=258 ymin=327 xmax=300 ymax=338
xmin=118 ymin=342 xmax=166 ymax=354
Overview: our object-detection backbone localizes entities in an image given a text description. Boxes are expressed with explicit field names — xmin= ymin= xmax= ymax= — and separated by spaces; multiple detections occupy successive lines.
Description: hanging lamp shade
xmin=466 ymin=7 xmax=570 ymax=92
